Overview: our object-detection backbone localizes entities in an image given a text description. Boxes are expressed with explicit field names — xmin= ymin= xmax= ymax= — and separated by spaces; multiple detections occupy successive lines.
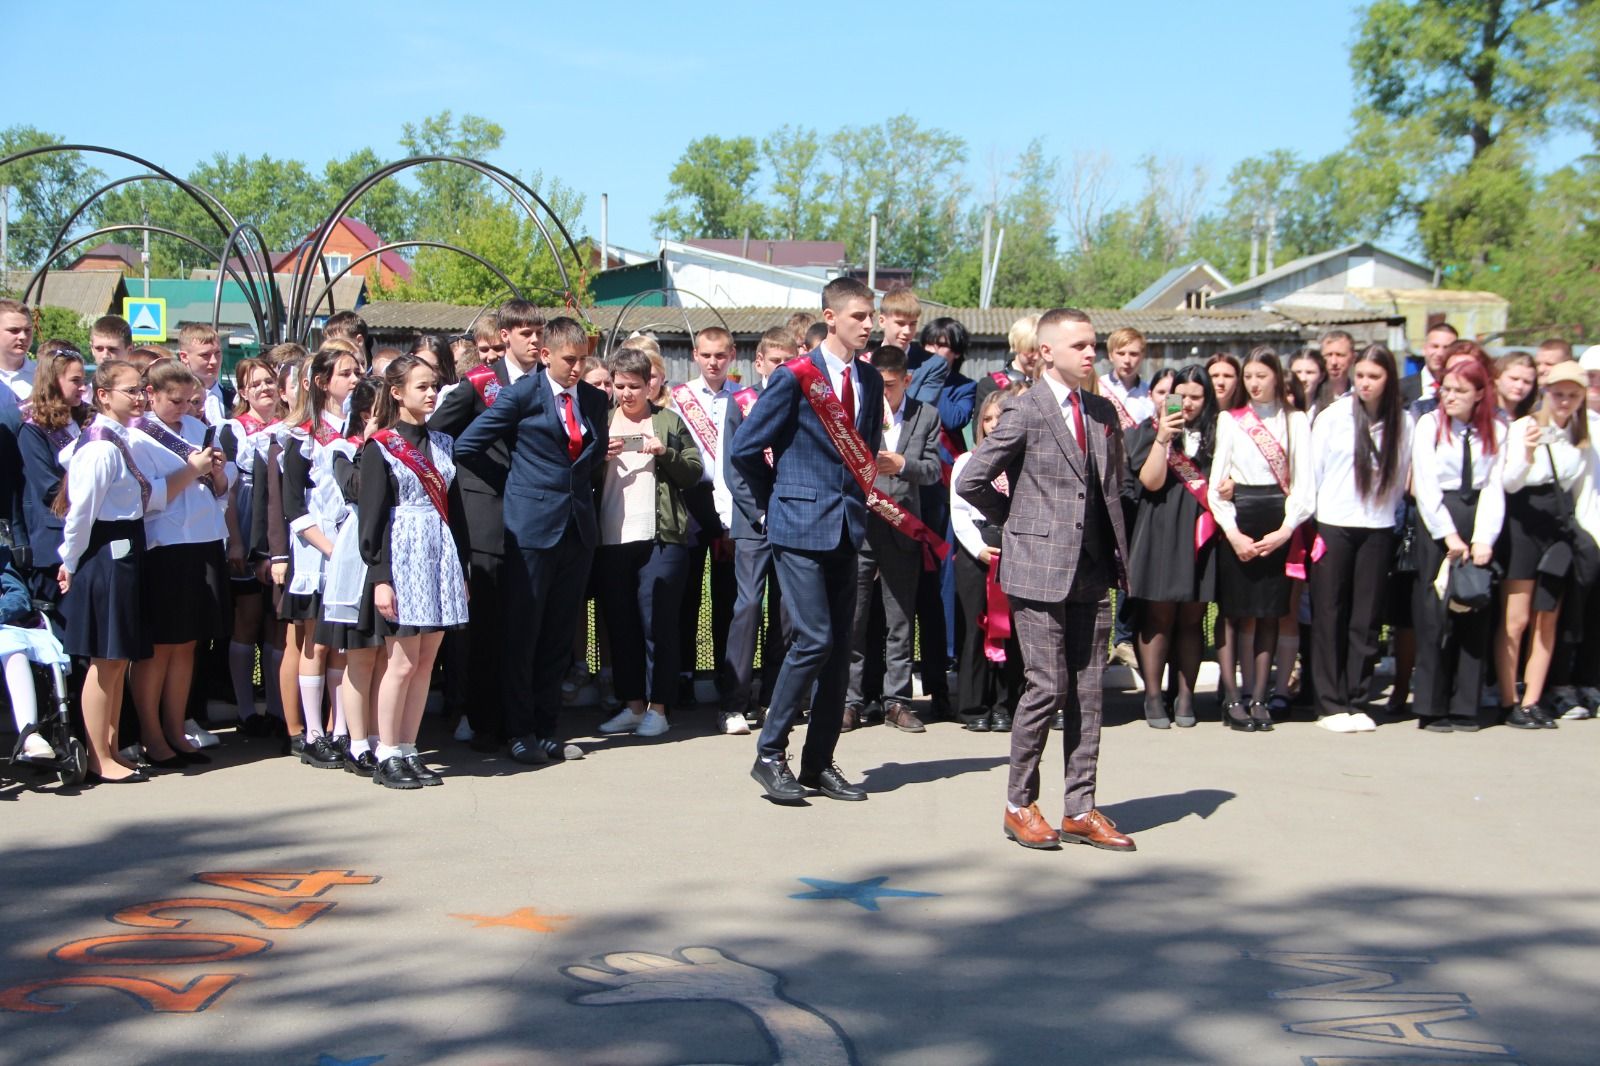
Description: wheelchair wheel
xmin=59 ymin=738 xmax=87 ymax=786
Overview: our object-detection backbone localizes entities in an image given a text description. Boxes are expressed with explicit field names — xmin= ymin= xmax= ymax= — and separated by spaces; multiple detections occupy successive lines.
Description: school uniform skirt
xmin=277 ymin=547 xmax=321 ymax=623
xmin=1215 ymin=485 xmax=1292 ymax=619
xmin=62 ymin=520 xmax=149 ymax=661
xmin=144 ymin=540 xmax=232 ymax=645
xmin=1499 ymin=484 xmax=1566 ymax=582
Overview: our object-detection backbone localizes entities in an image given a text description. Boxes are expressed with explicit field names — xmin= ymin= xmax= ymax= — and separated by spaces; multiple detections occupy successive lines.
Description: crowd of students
xmin=2 ymin=289 xmax=1596 ymax=794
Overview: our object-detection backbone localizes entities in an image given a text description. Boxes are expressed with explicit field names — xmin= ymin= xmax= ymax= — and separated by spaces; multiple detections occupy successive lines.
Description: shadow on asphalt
xmin=1100 ymin=788 xmax=1236 ymax=833
xmin=859 ymin=756 xmax=1009 ymax=793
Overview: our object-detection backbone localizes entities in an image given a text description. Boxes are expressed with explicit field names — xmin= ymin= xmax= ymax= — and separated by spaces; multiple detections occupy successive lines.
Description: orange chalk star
xmin=448 ymin=907 xmax=571 ymax=933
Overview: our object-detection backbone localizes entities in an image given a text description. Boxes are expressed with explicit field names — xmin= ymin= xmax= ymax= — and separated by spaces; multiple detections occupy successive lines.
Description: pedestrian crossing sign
xmin=124 ymin=297 xmax=167 ymax=342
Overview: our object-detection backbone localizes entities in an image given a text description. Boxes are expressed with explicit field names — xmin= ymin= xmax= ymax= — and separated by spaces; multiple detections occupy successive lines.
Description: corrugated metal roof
xmin=1212 ymin=241 xmax=1434 ymax=303
xmin=357 ymin=302 xmax=1397 ymax=339
xmin=188 ymin=270 xmax=367 ymax=313
xmin=4 ymin=269 xmax=127 ymax=319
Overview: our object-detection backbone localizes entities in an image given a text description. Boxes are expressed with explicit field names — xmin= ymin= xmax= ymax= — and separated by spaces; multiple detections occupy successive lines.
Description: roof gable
xmin=1213 ymin=241 xmax=1432 ymax=303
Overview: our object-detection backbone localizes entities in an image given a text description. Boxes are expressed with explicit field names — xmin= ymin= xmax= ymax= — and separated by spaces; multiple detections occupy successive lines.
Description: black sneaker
xmin=373 ymin=755 xmax=422 ymax=789
xmin=403 ymin=753 xmax=443 ymax=786
xmin=300 ymin=735 xmax=344 ymax=769
xmin=1504 ymin=705 xmax=1541 ymax=730
xmin=1526 ymin=703 xmax=1559 ymax=729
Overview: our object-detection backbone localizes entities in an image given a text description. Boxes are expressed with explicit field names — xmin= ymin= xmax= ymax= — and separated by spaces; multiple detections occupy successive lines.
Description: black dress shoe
xmin=143 ymin=752 xmax=188 ymax=771
xmin=1420 ymin=717 xmax=1454 ymax=732
xmin=860 ymin=699 xmax=884 ymax=725
xmin=344 ymin=750 xmax=377 ymax=776
xmin=373 ymin=755 xmax=422 ymax=789
xmin=300 ymin=736 xmax=344 ymax=769
xmin=798 ymin=763 xmax=867 ymax=802
xmin=750 ymin=756 xmax=806 ymax=802
xmin=988 ymin=706 xmax=1013 ymax=732
xmin=1049 ymin=709 xmax=1065 ymax=731
xmin=330 ymin=734 xmax=351 ymax=756
xmin=403 ymin=754 xmax=443 ymax=786
xmin=87 ymin=769 xmax=148 ymax=785
xmin=962 ymin=710 xmax=991 ymax=732
xmin=1248 ymin=700 xmax=1275 ymax=732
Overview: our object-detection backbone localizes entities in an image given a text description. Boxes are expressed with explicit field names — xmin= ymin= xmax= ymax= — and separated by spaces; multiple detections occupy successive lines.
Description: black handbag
xmin=1445 ymin=559 xmax=1494 ymax=613
xmin=1535 ymin=445 xmax=1577 ymax=581
xmin=1394 ymin=507 xmax=1418 ymax=574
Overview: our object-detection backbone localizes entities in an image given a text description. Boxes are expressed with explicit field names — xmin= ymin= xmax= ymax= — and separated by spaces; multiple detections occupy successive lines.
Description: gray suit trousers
xmin=1008 ymin=590 xmax=1111 ymax=815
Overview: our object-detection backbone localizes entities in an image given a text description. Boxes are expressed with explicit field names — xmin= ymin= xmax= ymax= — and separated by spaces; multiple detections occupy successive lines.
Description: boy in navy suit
xmin=455 ymin=317 xmax=609 ymax=765
xmin=731 ymin=278 xmax=884 ymax=803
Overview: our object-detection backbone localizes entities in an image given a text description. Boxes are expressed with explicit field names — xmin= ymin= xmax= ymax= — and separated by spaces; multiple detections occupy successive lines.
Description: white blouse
xmin=1503 ymin=415 xmax=1600 ymax=542
xmin=1207 ymin=403 xmax=1315 ymax=534
xmin=58 ymin=415 xmax=173 ymax=574
xmin=950 ymin=452 xmax=990 ymax=559
xmin=131 ymin=414 xmax=229 ymax=549
xmin=1310 ymin=395 xmax=1414 ymax=528
xmin=1411 ymin=411 xmax=1506 ymax=543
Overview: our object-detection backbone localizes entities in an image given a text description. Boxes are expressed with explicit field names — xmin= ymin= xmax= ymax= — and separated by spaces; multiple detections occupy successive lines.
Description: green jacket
xmin=606 ymin=405 xmax=704 ymax=544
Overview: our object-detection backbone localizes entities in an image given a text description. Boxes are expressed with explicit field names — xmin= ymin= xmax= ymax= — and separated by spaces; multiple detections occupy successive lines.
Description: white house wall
xmin=662 ymin=256 xmax=827 ymax=309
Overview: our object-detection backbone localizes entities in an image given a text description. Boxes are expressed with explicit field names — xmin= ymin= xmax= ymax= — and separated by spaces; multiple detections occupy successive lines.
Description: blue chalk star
xmin=317 ymin=1056 xmax=385 ymax=1066
xmin=789 ymin=876 xmax=940 ymax=911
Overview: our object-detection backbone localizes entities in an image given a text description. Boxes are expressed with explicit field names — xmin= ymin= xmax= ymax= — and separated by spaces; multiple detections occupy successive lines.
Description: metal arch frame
xmin=27 ymin=225 xmax=270 ymax=341
xmin=298 ymin=240 xmax=526 ymax=344
xmin=288 ymin=155 xmax=586 ymax=340
xmin=0 ymin=144 xmax=240 ymax=238
xmin=277 ymin=237 xmax=340 ymax=330
xmin=603 ymin=286 xmax=732 ymax=360
xmin=211 ymin=222 xmax=282 ymax=340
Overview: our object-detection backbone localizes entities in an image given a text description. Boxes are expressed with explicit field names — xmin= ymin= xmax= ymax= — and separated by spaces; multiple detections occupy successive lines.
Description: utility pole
xmin=979 ymin=209 xmax=994 ymax=307
xmin=1264 ymin=202 xmax=1277 ymax=274
xmin=599 ymin=193 xmax=609 ymax=274
xmin=141 ymin=203 xmax=151 ymax=297
xmin=866 ymin=214 xmax=877 ymax=290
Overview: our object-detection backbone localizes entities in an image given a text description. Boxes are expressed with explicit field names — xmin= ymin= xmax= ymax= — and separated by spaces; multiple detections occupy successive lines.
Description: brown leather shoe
xmin=884 ymin=701 xmax=926 ymax=733
xmin=1003 ymin=804 xmax=1060 ymax=849
xmin=1059 ymin=809 xmax=1137 ymax=851
xmin=841 ymin=704 xmax=862 ymax=732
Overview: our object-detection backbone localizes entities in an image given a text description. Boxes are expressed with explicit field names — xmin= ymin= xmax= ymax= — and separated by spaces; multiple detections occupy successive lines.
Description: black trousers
xmin=1310 ymin=523 xmax=1395 ymax=718
xmin=462 ymin=550 xmax=507 ymax=741
xmin=502 ymin=523 xmax=594 ymax=740
xmin=595 ymin=541 xmax=692 ymax=705
xmin=722 ymin=536 xmax=788 ymax=716
xmin=1410 ymin=494 xmax=1488 ymax=722
xmin=954 ymin=546 xmax=1022 ymax=715
xmin=678 ymin=543 xmax=735 ymax=689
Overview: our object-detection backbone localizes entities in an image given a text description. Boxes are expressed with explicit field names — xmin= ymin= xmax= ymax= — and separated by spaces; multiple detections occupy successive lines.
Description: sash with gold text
xmin=371 ymin=429 xmax=449 ymax=522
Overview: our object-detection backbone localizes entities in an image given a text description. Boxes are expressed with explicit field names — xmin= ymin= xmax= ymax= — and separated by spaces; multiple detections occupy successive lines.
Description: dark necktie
xmin=1069 ymin=391 xmax=1086 ymax=452
xmin=561 ymin=392 xmax=582 ymax=462
xmin=1460 ymin=426 xmax=1473 ymax=491
xmin=840 ymin=365 xmax=855 ymax=425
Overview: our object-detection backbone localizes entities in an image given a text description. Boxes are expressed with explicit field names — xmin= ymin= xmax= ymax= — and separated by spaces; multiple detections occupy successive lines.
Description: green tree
xmin=1474 ymin=157 xmax=1600 ymax=338
xmin=322 ymin=147 xmax=412 ymax=243
xmin=399 ymin=111 xmax=507 ymax=240
xmin=761 ymin=125 xmax=828 ymax=240
xmin=0 ymin=126 xmax=106 ymax=268
xmin=652 ymin=135 xmax=767 ymax=240
xmin=932 ymin=139 xmax=1070 ymax=306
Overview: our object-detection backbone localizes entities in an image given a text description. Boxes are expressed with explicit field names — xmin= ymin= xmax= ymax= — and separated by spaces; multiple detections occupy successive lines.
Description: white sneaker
xmin=1560 ymin=704 xmax=1593 ymax=720
xmin=185 ymin=719 xmax=221 ymax=749
xmin=1349 ymin=712 xmax=1378 ymax=732
xmin=636 ymin=710 xmax=670 ymax=737
xmin=452 ymin=718 xmax=475 ymax=742
xmin=721 ymin=711 xmax=751 ymax=735
xmin=1317 ymin=712 xmax=1358 ymax=733
xmin=598 ymin=709 xmax=645 ymax=735
xmin=19 ymin=733 xmax=56 ymax=760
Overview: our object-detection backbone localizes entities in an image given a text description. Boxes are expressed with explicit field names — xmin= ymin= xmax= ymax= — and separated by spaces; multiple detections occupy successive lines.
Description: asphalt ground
xmin=2 ymin=683 xmax=1597 ymax=1066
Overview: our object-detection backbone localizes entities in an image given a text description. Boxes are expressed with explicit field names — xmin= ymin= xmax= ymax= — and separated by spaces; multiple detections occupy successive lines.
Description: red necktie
xmin=1069 ymin=391 xmax=1086 ymax=451
xmin=561 ymin=392 xmax=582 ymax=461
xmin=840 ymin=366 xmax=856 ymax=425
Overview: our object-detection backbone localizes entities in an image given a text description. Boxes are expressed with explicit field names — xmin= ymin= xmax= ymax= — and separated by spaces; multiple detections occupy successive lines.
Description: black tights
xmin=1138 ymin=600 xmax=1205 ymax=713
xmin=1219 ymin=616 xmax=1280 ymax=705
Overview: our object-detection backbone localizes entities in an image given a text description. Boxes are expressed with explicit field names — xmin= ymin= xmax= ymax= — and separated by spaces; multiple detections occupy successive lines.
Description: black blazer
xmin=429 ymin=361 xmax=514 ymax=556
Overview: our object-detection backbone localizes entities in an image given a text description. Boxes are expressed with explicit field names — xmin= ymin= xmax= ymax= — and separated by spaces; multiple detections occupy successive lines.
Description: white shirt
xmin=678 ymin=376 xmax=734 ymax=527
xmin=1207 ymin=402 xmax=1315 ymax=534
xmin=0 ymin=361 xmax=36 ymax=403
xmin=882 ymin=393 xmax=908 ymax=454
xmin=1503 ymin=415 xmax=1590 ymax=491
xmin=1411 ymin=411 xmax=1506 ymax=543
xmin=1310 ymin=395 xmax=1414 ymax=528
xmin=131 ymin=415 xmax=230 ymax=548
xmin=1039 ymin=372 xmax=1090 ymax=435
xmin=820 ymin=346 xmax=861 ymax=417
xmin=202 ymin=381 xmax=228 ymax=426
xmin=1100 ymin=373 xmax=1154 ymax=426
xmin=950 ymin=452 xmax=990 ymax=559
xmin=506 ymin=358 xmax=532 ymax=386
xmin=58 ymin=415 xmax=173 ymax=573
xmin=544 ymin=368 xmax=587 ymax=442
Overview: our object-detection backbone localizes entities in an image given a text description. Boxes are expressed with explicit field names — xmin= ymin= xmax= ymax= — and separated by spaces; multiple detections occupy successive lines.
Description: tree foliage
xmin=0 ymin=126 xmax=106 ymax=267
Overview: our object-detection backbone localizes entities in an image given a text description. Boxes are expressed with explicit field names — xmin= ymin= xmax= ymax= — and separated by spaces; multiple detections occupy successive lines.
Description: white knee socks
xmin=298 ymin=675 xmax=325 ymax=740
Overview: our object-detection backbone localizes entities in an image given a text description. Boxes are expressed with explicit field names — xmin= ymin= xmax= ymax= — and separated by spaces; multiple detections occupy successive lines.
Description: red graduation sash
xmin=465 ymin=363 xmax=502 ymax=407
xmin=298 ymin=417 xmax=342 ymax=447
xmin=733 ymin=387 xmax=772 ymax=467
xmin=988 ymin=370 xmax=1012 ymax=389
xmin=671 ymin=382 xmax=720 ymax=461
xmin=371 ymin=428 xmax=449 ymax=522
xmin=1105 ymin=388 xmax=1138 ymax=430
xmin=1229 ymin=407 xmax=1323 ymax=578
xmin=784 ymin=356 xmax=949 ymax=561
xmin=982 ymin=559 xmax=1012 ymax=664
xmin=237 ymin=412 xmax=275 ymax=436
xmin=1165 ymin=444 xmax=1218 ymax=555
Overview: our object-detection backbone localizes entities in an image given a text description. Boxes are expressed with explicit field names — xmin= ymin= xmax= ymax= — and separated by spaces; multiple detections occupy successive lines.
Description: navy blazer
xmin=454 ymin=369 xmax=610 ymax=552
xmin=729 ymin=348 xmax=884 ymax=553
xmin=725 ymin=399 xmax=765 ymax=542
xmin=16 ymin=421 xmax=66 ymax=566
xmin=429 ymin=360 xmax=514 ymax=555
xmin=905 ymin=342 xmax=949 ymax=405
xmin=0 ymin=402 xmax=27 ymax=554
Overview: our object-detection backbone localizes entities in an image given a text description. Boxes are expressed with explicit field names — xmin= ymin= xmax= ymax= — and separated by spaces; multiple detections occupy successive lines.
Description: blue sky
xmin=9 ymin=1 xmax=1590 ymax=255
